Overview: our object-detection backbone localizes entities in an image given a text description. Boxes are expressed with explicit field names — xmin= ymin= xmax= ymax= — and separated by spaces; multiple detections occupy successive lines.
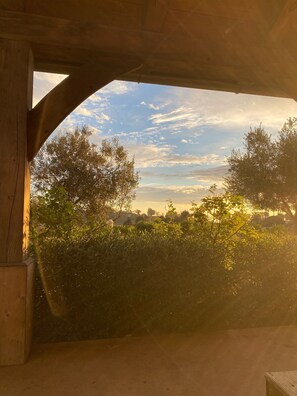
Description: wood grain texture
xmin=0 ymin=39 xmax=33 ymax=263
xmin=142 ymin=0 xmax=169 ymax=32
xmin=0 ymin=259 xmax=34 ymax=366
xmin=266 ymin=372 xmax=297 ymax=396
xmin=27 ymin=59 xmax=141 ymax=160
xmin=270 ymin=0 xmax=297 ymax=41
xmin=0 ymin=0 xmax=25 ymax=11
xmin=1 ymin=5 xmax=297 ymax=99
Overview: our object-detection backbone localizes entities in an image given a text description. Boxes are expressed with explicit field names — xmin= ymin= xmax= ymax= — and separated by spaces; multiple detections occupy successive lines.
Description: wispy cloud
xmin=149 ymin=106 xmax=202 ymax=130
xmin=125 ymin=142 xmax=224 ymax=168
xmin=186 ymin=165 xmax=229 ymax=187
xmin=158 ymin=88 xmax=297 ymax=131
xmin=100 ymin=81 xmax=135 ymax=95
xmin=135 ymin=184 xmax=224 ymax=208
xmin=141 ymin=101 xmax=160 ymax=110
xmin=74 ymin=105 xmax=93 ymax=117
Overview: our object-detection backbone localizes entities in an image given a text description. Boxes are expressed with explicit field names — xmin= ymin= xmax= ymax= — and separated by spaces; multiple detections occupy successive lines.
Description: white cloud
xmin=165 ymin=153 xmax=223 ymax=166
xmin=160 ymin=88 xmax=297 ymax=131
xmin=164 ymin=185 xmax=205 ymax=194
xmin=100 ymin=80 xmax=135 ymax=95
xmin=134 ymin=184 xmax=224 ymax=209
xmin=93 ymin=113 xmax=112 ymax=125
xmin=101 ymin=113 xmax=111 ymax=121
xmin=125 ymin=142 xmax=224 ymax=168
xmin=181 ymin=139 xmax=188 ymax=143
xmin=148 ymin=105 xmax=220 ymax=132
xmin=88 ymin=93 xmax=103 ymax=102
xmin=74 ymin=105 xmax=93 ymax=117
xmin=150 ymin=106 xmax=196 ymax=125
xmin=140 ymin=101 xmax=160 ymax=110
xmin=148 ymin=103 xmax=160 ymax=110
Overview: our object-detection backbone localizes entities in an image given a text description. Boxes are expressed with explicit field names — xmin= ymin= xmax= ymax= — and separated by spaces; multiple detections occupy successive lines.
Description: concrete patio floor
xmin=1 ymin=326 xmax=297 ymax=396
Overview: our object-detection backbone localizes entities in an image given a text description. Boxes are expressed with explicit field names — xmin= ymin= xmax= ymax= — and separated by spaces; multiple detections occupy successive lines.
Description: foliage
xmin=190 ymin=186 xmax=252 ymax=244
xmin=226 ymin=117 xmax=297 ymax=230
xmin=147 ymin=208 xmax=156 ymax=217
xmin=34 ymin=230 xmax=227 ymax=341
xmin=34 ymin=225 xmax=297 ymax=343
xmin=31 ymin=126 xmax=139 ymax=218
xmin=165 ymin=199 xmax=178 ymax=223
xmin=31 ymin=187 xmax=77 ymax=238
xmin=32 ymin=182 xmax=297 ymax=342
xmin=189 ymin=186 xmax=254 ymax=268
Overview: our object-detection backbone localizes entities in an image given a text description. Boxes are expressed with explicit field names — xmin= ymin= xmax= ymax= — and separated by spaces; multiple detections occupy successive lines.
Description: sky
xmin=33 ymin=72 xmax=297 ymax=213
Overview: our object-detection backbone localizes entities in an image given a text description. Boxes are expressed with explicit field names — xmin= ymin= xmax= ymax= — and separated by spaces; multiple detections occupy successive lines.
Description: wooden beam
xmin=0 ymin=0 xmax=25 ymax=11
xmin=0 ymin=259 xmax=34 ymax=366
xmin=0 ymin=38 xmax=34 ymax=366
xmin=266 ymin=371 xmax=297 ymax=396
xmin=1 ymin=9 xmax=297 ymax=101
xmin=270 ymin=0 xmax=297 ymax=41
xmin=1 ymin=7 xmax=297 ymax=100
xmin=24 ymin=0 xmax=143 ymax=29
xmin=0 ymin=39 xmax=32 ymax=263
xmin=142 ymin=0 xmax=169 ymax=32
xmin=0 ymin=9 xmax=284 ymax=58
xmin=27 ymin=60 xmax=142 ymax=160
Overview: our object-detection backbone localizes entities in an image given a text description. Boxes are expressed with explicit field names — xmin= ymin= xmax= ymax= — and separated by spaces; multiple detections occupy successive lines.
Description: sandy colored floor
xmin=1 ymin=326 xmax=297 ymax=396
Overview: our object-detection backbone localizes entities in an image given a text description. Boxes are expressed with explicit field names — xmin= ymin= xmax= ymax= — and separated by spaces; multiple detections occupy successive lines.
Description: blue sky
xmin=33 ymin=73 xmax=297 ymax=213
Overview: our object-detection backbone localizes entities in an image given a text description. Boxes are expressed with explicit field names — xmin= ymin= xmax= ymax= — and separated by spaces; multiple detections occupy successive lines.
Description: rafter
xmin=270 ymin=0 xmax=297 ymax=40
xmin=27 ymin=60 xmax=141 ymax=160
xmin=142 ymin=0 xmax=169 ymax=32
xmin=1 ymin=3 xmax=297 ymax=102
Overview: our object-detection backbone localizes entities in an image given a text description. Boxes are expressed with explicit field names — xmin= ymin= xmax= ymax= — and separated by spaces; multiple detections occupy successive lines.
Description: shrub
xmin=34 ymin=226 xmax=297 ymax=342
xmin=34 ymin=231 xmax=229 ymax=341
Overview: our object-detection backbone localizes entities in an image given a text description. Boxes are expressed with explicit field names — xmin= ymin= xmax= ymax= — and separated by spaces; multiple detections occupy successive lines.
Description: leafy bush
xmin=34 ymin=226 xmax=297 ymax=342
xmin=32 ymin=189 xmax=297 ymax=342
xmin=34 ymin=231 xmax=229 ymax=341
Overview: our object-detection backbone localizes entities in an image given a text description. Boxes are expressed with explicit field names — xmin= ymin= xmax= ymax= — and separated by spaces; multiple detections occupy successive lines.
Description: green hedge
xmin=33 ymin=230 xmax=297 ymax=342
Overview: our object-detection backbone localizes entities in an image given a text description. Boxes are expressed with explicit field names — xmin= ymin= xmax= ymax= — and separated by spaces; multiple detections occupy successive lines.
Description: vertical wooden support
xmin=265 ymin=372 xmax=297 ymax=396
xmin=0 ymin=39 xmax=34 ymax=365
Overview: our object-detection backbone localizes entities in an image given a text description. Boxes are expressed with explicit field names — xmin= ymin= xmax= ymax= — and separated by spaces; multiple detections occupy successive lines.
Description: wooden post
xmin=0 ymin=39 xmax=34 ymax=366
xmin=266 ymin=372 xmax=297 ymax=396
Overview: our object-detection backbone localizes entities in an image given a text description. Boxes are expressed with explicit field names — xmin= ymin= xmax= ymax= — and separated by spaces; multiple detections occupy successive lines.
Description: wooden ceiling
xmin=1 ymin=0 xmax=297 ymax=99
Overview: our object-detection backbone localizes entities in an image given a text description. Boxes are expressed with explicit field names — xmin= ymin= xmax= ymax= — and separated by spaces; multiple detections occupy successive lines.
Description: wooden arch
xmin=27 ymin=59 xmax=142 ymax=160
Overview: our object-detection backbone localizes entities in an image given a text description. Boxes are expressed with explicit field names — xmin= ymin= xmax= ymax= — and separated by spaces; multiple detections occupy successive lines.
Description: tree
xmin=226 ymin=117 xmax=297 ymax=231
xmin=191 ymin=186 xmax=252 ymax=245
xmin=31 ymin=126 xmax=139 ymax=219
xmin=165 ymin=200 xmax=178 ymax=223
xmin=31 ymin=187 xmax=76 ymax=238
xmin=147 ymin=208 xmax=156 ymax=217
xmin=190 ymin=186 xmax=254 ymax=269
xmin=179 ymin=210 xmax=190 ymax=222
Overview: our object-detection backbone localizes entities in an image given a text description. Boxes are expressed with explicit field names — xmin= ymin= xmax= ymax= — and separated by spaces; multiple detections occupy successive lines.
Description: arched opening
xmin=31 ymin=72 xmax=297 ymax=346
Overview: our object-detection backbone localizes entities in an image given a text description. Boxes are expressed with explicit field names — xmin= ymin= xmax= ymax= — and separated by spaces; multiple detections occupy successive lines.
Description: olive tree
xmin=31 ymin=126 xmax=139 ymax=220
xmin=226 ymin=118 xmax=297 ymax=232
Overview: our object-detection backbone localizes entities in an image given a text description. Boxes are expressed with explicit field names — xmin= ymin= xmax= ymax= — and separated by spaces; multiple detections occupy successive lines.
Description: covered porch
xmin=1 ymin=2 xmax=297 ymax=395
